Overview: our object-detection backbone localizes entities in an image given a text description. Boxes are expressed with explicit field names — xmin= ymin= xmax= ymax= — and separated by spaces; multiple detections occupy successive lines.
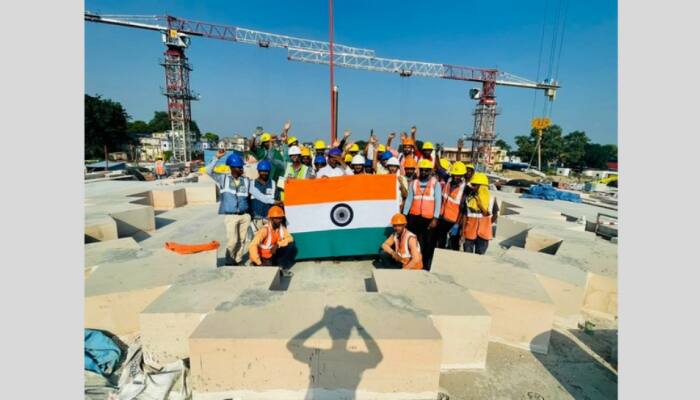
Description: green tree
xmin=584 ymin=143 xmax=618 ymax=169
xmin=84 ymin=94 xmax=130 ymax=159
xmin=494 ymin=139 xmax=512 ymax=152
xmin=514 ymin=124 xmax=564 ymax=167
xmin=127 ymin=120 xmax=150 ymax=133
xmin=561 ymin=131 xmax=590 ymax=167
xmin=202 ymin=132 xmax=219 ymax=143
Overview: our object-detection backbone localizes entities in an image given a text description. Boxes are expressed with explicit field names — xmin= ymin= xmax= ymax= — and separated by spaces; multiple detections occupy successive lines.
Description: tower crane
xmin=286 ymin=48 xmax=559 ymax=170
xmin=84 ymin=12 xmax=373 ymax=161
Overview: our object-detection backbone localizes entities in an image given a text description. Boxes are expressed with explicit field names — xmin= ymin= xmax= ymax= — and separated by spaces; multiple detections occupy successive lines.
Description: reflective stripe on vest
xmin=466 ymin=194 xmax=495 ymax=218
xmin=221 ymin=175 xmax=249 ymax=197
xmin=463 ymin=196 xmax=495 ymax=240
xmin=259 ymin=225 xmax=286 ymax=259
xmin=409 ymin=177 xmax=437 ymax=219
xmin=440 ymin=181 xmax=465 ymax=223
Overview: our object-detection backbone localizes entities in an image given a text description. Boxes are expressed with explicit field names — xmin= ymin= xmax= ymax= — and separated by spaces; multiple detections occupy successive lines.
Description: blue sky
xmin=85 ymin=0 xmax=617 ymax=146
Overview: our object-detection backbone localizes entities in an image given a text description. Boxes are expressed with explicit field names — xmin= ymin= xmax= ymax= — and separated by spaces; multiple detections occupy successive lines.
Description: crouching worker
xmin=248 ymin=206 xmax=297 ymax=272
xmin=460 ymin=173 xmax=495 ymax=255
xmin=379 ymin=213 xmax=423 ymax=270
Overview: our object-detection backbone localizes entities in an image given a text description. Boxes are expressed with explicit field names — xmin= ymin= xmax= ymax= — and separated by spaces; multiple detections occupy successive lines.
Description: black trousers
xmin=407 ymin=214 xmax=437 ymax=270
xmin=261 ymin=243 xmax=298 ymax=269
xmin=377 ymin=250 xmax=404 ymax=269
xmin=463 ymin=237 xmax=489 ymax=255
xmin=435 ymin=219 xmax=461 ymax=251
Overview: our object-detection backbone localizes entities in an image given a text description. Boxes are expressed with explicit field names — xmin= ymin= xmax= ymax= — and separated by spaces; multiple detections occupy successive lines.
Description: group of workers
xmin=204 ymin=121 xmax=498 ymax=272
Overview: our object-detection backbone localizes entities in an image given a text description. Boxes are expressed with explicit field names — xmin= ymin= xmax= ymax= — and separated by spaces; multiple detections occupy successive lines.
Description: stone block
xmin=286 ymin=260 xmax=374 ymax=292
xmin=431 ymin=249 xmax=555 ymax=354
xmin=149 ymin=188 xmax=187 ymax=210
xmin=581 ymin=272 xmax=617 ymax=319
xmin=502 ymin=247 xmax=586 ymax=325
xmin=373 ymin=269 xmax=491 ymax=370
xmin=85 ymin=237 xmax=141 ymax=268
xmin=183 ymin=184 xmax=218 ymax=205
xmin=109 ymin=204 xmax=156 ymax=237
xmin=189 ymin=292 xmax=442 ymax=400
xmin=495 ymin=216 xmax=531 ymax=248
xmin=524 ymin=228 xmax=564 ymax=254
xmin=140 ymin=267 xmax=280 ymax=364
xmin=85 ymin=215 xmax=118 ymax=243
xmin=85 ymin=249 xmax=217 ymax=336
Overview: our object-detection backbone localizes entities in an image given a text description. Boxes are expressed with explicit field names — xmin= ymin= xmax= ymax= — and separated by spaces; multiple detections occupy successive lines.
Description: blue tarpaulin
xmin=521 ymin=183 xmax=582 ymax=203
xmin=84 ymin=329 xmax=122 ymax=376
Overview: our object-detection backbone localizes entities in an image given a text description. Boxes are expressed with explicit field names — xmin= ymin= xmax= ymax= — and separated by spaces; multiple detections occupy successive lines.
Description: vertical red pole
xmin=329 ymin=0 xmax=336 ymax=144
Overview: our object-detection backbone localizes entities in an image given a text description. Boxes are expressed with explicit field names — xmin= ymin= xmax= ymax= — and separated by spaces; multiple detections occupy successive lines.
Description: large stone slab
xmin=84 ymin=248 xmax=217 ymax=336
xmin=189 ymin=291 xmax=443 ymax=400
xmin=85 ymin=215 xmax=118 ymax=243
xmin=581 ymin=272 xmax=618 ymax=319
xmin=495 ymin=216 xmax=531 ymax=248
xmin=431 ymin=249 xmax=555 ymax=354
xmin=140 ymin=267 xmax=281 ymax=364
xmin=373 ymin=269 xmax=491 ymax=370
xmin=524 ymin=228 xmax=564 ymax=254
xmin=286 ymin=260 xmax=374 ymax=292
xmin=85 ymin=237 xmax=141 ymax=268
xmin=149 ymin=188 xmax=187 ymax=210
xmin=502 ymin=247 xmax=587 ymax=326
xmin=183 ymin=184 xmax=218 ymax=205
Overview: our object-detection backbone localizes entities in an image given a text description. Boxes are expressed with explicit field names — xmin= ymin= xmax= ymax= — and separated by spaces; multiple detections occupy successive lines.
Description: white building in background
xmin=218 ymin=134 xmax=248 ymax=152
xmin=138 ymin=131 xmax=173 ymax=161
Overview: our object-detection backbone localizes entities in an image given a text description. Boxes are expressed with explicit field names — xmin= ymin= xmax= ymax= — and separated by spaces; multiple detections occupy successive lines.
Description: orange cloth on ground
xmin=164 ymin=241 xmax=220 ymax=254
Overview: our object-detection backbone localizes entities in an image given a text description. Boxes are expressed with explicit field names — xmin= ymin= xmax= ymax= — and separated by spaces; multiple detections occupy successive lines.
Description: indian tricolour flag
xmin=284 ymin=174 xmax=397 ymax=259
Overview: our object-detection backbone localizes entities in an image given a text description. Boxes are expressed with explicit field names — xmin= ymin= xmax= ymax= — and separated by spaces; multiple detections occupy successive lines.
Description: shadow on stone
xmin=569 ymin=328 xmax=618 ymax=370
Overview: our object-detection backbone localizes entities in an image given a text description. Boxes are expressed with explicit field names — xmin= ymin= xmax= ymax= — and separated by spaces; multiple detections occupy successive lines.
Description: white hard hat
xmin=351 ymin=154 xmax=365 ymax=165
xmin=288 ymin=146 xmax=302 ymax=156
xmin=387 ymin=157 xmax=400 ymax=167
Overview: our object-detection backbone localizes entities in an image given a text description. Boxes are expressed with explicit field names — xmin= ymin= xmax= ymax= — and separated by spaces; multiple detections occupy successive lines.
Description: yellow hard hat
xmin=470 ymin=172 xmax=489 ymax=186
xmin=465 ymin=163 xmax=475 ymax=170
xmin=213 ymin=165 xmax=231 ymax=174
xmin=377 ymin=144 xmax=386 ymax=152
xmin=198 ymin=166 xmax=207 ymax=174
xmin=260 ymin=133 xmax=272 ymax=143
xmin=300 ymin=146 xmax=311 ymax=157
xmin=418 ymin=159 xmax=433 ymax=169
xmin=287 ymin=136 xmax=298 ymax=145
xmin=450 ymin=161 xmax=467 ymax=176
xmin=422 ymin=141 xmax=434 ymax=150
xmin=314 ymin=140 xmax=327 ymax=150
xmin=439 ymin=158 xmax=451 ymax=171
xmin=349 ymin=143 xmax=360 ymax=152
xmin=344 ymin=154 xmax=353 ymax=163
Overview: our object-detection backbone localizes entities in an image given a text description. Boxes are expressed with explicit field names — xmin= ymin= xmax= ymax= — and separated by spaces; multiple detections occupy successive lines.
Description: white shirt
xmin=316 ymin=165 xmax=347 ymax=178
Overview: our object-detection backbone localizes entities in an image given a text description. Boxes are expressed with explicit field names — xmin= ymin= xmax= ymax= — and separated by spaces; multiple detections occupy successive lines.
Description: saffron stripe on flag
xmin=284 ymin=174 xmax=396 ymax=206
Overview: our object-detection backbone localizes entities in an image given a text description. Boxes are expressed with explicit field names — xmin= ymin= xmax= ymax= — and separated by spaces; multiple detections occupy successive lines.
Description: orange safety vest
xmin=393 ymin=230 xmax=423 ymax=270
xmin=462 ymin=195 xmax=496 ymax=241
xmin=409 ymin=177 xmax=438 ymax=219
xmin=155 ymin=160 xmax=165 ymax=175
xmin=258 ymin=225 xmax=286 ymax=259
xmin=440 ymin=181 xmax=466 ymax=223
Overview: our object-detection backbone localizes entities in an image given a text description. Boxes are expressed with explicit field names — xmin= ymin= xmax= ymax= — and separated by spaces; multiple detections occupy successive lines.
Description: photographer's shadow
xmin=287 ymin=306 xmax=383 ymax=400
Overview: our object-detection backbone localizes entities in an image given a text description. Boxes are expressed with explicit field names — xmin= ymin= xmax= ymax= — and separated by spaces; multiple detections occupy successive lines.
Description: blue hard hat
xmin=364 ymin=159 xmax=373 ymax=167
xmin=379 ymin=151 xmax=393 ymax=161
xmin=225 ymin=153 xmax=244 ymax=168
xmin=328 ymin=148 xmax=342 ymax=157
xmin=314 ymin=155 xmax=327 ymax=165
xmin=257 ymin=159 xmax=271 ymax=172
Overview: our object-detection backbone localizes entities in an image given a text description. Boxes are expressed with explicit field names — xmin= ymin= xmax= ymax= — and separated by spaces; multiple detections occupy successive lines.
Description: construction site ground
xmin=84 ymin=175 xmax=618 ymax=399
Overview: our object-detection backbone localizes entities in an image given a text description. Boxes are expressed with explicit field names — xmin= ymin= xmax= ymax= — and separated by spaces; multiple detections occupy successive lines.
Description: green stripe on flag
xmin=293 ymin=227 xmax=392 ymax=260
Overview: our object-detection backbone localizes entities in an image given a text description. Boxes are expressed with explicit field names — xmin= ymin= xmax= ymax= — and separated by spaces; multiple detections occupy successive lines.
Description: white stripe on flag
xmin=286 ymin=200 xmax=397 ymax=233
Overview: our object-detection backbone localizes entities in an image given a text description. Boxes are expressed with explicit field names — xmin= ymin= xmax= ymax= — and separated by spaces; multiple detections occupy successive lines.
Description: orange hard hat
xmin=391 ymin=213 xmax=407 ymax=225
xmin=403 ymin=157 xmax=417 ymax=168
xmin=402 ymin=138 xmax=415 ymax=146
xmin=268 ymin=206 xmax=285 ymax=218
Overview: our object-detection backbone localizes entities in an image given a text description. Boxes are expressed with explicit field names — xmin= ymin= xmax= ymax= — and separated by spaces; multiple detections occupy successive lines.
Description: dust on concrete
xmin=174 ymin=268 xmax=235 ymax=286
xmin=215 ymin=288 xmax=280 ymax=310
xmin=369 ymin=292 xmax=431 ymax=318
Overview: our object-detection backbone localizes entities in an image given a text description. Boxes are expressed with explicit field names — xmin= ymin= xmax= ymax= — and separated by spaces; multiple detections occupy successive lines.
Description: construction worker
xmin=403 ymin=156 xmax=417 ymax=180
xmin=300 ymin=146 xmax=313 ymax=168
xmin=436 ymin=158 xmax=451 ymax=185
xmin=249 ymin=160 xmax=278 ymax=232
xmin=379 ymin=213 xmax=423 ymax=270
xmin=460 ymin=172 xmax=496 ymax=255
xmin=421 ymin=142 xmax=435 ymax=167
xmin=284 ymin=146 xmax=311 ymax=180
xmin=435 ymin=161 xmax=467 ymax=250
xmin=348 ymin=143 xmax=361 ymax=157
xmin=154 ymin=157 xmax=167 ymax=179
xmin=248 ymin=206 xmax=296 ymax=272
xmin=402 ymin=159 xmax=442 ymax=270
xmin=373 ymin=151 xmax=393 ymax=175
xmin=250 ymin=130 xmax=285 ymax=183
xmin=314 ymin=140 xmax=328 ymax=158
xmin=363 ymin=159 xmax=375 ymax=174
xmin=387 ymin=157 xmax=408 ymax=210
xmin=399 ymin=137 xmax=417 ymax=172
xmin=316 ymin=148 xmax=348 ymax=178
xmin=312 ymin=155 xmax=327 ymax=177
xmin=206 ymin=149 xmax=252 ymax=266
xmin=349 ymin=154 xmax=366 ymax=175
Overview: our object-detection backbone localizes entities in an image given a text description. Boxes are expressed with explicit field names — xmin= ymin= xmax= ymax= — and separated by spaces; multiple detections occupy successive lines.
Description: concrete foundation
xmin=149 ymin=188 xmax=187 ymax=210
xmin=524 ymin=228 xmax=564 ymax=254
xmin=495 ymin=216 xmax=531 ymax=248
xmin=431 ymin=249 xmax=555 ymax=354
xmin=140 ymin=267 xmax=281 ymax=364
xmin=286 ymin=261 xmax=374 ymax=292
xmin=373 ymin=270 xmax=491 ymax=370
xmin=85 ymin=249 xmax=217 ymax=335
xmin=581 ymin=272 xmax=618 ymax=319
xmin=85 ymin=237 xmax=141 ymax=268
xmin=183 ymin=184 xmax=218 ymax=205
xmin=189 ymin=292 xmax=443 ymax=400
xmin=85 ymin=215 xmax=118 ymax=243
